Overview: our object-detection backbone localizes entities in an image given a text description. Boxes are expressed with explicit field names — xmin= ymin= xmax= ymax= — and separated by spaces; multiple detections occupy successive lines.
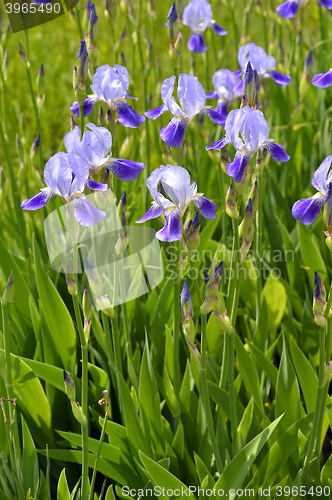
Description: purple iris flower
xmin=64 ymin=123 xmax=144 ymax=181
xmin=206 ymin=69 xmax=243 ymax=125
xmin=136 ymin=164 xmax=217 ymax=242
xmin=145 ymin=73 xmax=224 ymax=148
xmin=21 ymin=152 xmax=107 ymax=227
xmin=70 ymin=64 xmax=145 ymax=128
xmin=292 ymin=156 xmax=332 ymax=225
xmin=277 ymin=0 xmax=331 ymax=17
xmin=206 ymin=106 xmax=290 ymax=183
xmin=182 ymin=0 xmax=227 ymax=53
xmin=237 ymin=43 xmax=291 ymax=90
xmin=312 ymin=69 xmax=332 ymax=88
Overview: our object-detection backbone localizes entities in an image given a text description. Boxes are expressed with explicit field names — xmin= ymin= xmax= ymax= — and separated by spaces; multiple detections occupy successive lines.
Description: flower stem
xmin=255 ymin=154 xmax=263 ymax=333
xmin=228 ymin=218 xmax=242 ymax=456
xmin=302 ymin=325 xmax=327 ymax=482
xmin=192 ymin=264 xmax=223 ymax=473
xmin=88 ymin=413 xmax=108 ymax=500
xmin=2 ymin=303 xmax=14 ymax=408
xmin=173 ymin=241 xmax=181 ymax=396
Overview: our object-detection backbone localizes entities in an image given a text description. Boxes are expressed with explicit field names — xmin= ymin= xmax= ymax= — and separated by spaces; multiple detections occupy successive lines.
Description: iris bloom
xmin=145 ymin=73 xmax=224 ymax=148
xmin=136 ymin=164 xmax=217 ymax=242
xmin=64 ymin=123 xmax=144 ymax=181
xmin=206 ymin=106 xmax=290 ymax=183
xmin=312 ymin=69 xmax=332 ymax=88
xmin=238 ymin=43 xmax=291 ymax=88
xmin=206 ymin=69 xmax=243 ymax=124
xmin=292 ymin=156 xmax=332 ymax=226
xmin=277 ymin=0 xmax=331 ymax=18
xmin=182 ymin=0 xmax=227 ymax=53
xmin=71 ymin=64 xmax=145 ymax=128
xmin=21 ymin=152 xmax=107 ymax=226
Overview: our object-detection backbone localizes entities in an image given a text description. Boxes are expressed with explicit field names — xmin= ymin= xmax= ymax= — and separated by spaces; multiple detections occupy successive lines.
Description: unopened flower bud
xmin=180 ymin=281 xmax=192 ymax=317
xmin=213 ymin=310 xmax=234 ymax=334
xmin=235 ymin=166 xmax=252 ymax=195
xmin=240 ymin=199 xmax=254 ymax=263
xmin=115 ymin=231 xmax=128 ymax=256
xmin=88 ymin=3 xmax=98 ymax=46
xmin=323 ymin=200 xmax=332 ymax=231
xmin=1 ymin=271 xmax=14 ymax=305
xmin=73 ymin=66 xmax=78 ymax=92
xmin=107 ymin=110 xmax=117 ymax=138
xmin=84 ymin=0 xmax=91 ymax=34
xmin=98 ymin=107 xmax=105 ymax=127
xmin=63 ymin=370 xmax=76 ymax=400
xmin=37 ymin=64 xmax=45 ymax=99
xmin=77 ymin=39 xmax=89 ymax=83
xmin=18 ymin=41 xmax=29 ymax=69
xmin=242 ymin=61 xmax=260 ymax=108
xmin=170 ymin=139 xmax=186 ymax=166
xmin=174 ymin=32 xmax=183 ymax=55
xmin=226 ymin=182 xmax=239 ymax=219
xmin=95 ymin=295 xmax=117 ymax=318
xmin=83 ymin=286 xmax=92 ymax=322
xmin=119 ymin=135 xmax=135 ymax=159
xmin=167 ymin=2 xmax=178 ymax=44
xmin=71 ymin=400 xmax=87 ymax=426
xmin=66 ymin=265 xmax=77 ymax=296
xmin=176 ymin=0 xmax=184 ymax=17
xmin=84 ymin=258 xmax=102 ymax=296
xmin=249 ymin=180 xmax=258 ymax=213
xmin=213 ymin=261 xmax=223 ymax=282
xmin=324 ymin=231 xmax=332 ymax=252
xmin=322 ymin=361 xmax=332 ymax=387
xmin=185 ymin=211 xmax=200 ymax=257
xmin=313 ymin=271 xmax=327 ymax=327
xmin=105 ymin=0 xmax=118 ymax=27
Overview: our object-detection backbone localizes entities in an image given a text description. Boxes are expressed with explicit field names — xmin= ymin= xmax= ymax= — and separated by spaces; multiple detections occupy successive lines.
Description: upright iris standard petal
xmin=312 ymin=69 xmax=332 ymax=88
xmin=276 ymin=0 xmax=299 ymax=18
xmin=145 ymin=73 xmax=223 ymax=148
xmin=136 ymin=164 xmax=217 ymax=241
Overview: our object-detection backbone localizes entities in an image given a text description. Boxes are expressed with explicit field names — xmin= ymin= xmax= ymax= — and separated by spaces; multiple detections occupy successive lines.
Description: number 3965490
xmin=5 ymin=3 xmax=61 ymax=14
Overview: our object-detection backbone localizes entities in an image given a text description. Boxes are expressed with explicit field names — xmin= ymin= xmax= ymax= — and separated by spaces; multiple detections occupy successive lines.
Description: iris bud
xmin=88 ymin=3 xmax=98 ymax=46
xmin=98 ymin=107 xmax=105 ymax=127
xmin=1 ymin=271 xmax=14 ymax=305
xmin=226 ymin=182 xmax=239 ymax=220
xmin=313 ymin=271 xmax=327 ymax=327
xmin=243 ymin=61 xmax=260 ymax=109
xmin=185 ymin=212 xmax=200 ymax=257
xmin=18 ymin=41 xmax=29 ymax=69
xmin=71 ymin=400 xmax=87 ymax=426
xmin=240 ymin=199 xmax=254 ymax=263
xmin=249 ymin=179 xmax=258 ymax=213
xmin=95 ymin=295 xmax=117 ymax=318
xmin=213 ymin=310 xmax=234 ymax=335
xmin=84 ymin=258 xmax=103 ymax=296
xmin=323 ymin=201 xmax=332 ymax=231
xmin=167 ymin=2 xmax=178 ymax=44
xmin=322 ymin=361 xmax=332 ymax=387
xmin=66 ymin=265 xmax=77 ymax=297
xmin=324 ymin=231 xmax=332 ymax=252
xmin=119 ymin=135 xmax=135 ymax=159
xmin=37 ymin=64 xmax=45 ymax=111
xmin=115 ymin=231 xmax=128 ymax=256
xmin=105 ymin=0 xmax=118 ymax=27
xmin=63 ymin=370 xmax=76 ymax=400
xmin=181 ymin=281 xmax=195 ymax=343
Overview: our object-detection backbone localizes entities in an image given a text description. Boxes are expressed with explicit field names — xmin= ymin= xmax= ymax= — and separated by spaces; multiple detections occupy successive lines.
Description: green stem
xmin=173 ymin=242 xmax=181 ymax=396
xmin=191 ymin=263 xmax=223 ymax=473
xmin=228 ymin=218 xmax=242 ymax=456
xmin=88 ymin=413 xmax=108 ymax=500
xmin=80 ymin=104 xmax=85 ymax=140
xmin=255 ymin=156 xmax=263 ymax=334
xmin=72 ymin=294 xmax=89 ymax=500
xmin=302 ymin=326 xmax=327 ymax=482
xmin=3 ymin=303 xmax=14 ymax=405
xmin=111 ymin=316 xmax=122 ymax=378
